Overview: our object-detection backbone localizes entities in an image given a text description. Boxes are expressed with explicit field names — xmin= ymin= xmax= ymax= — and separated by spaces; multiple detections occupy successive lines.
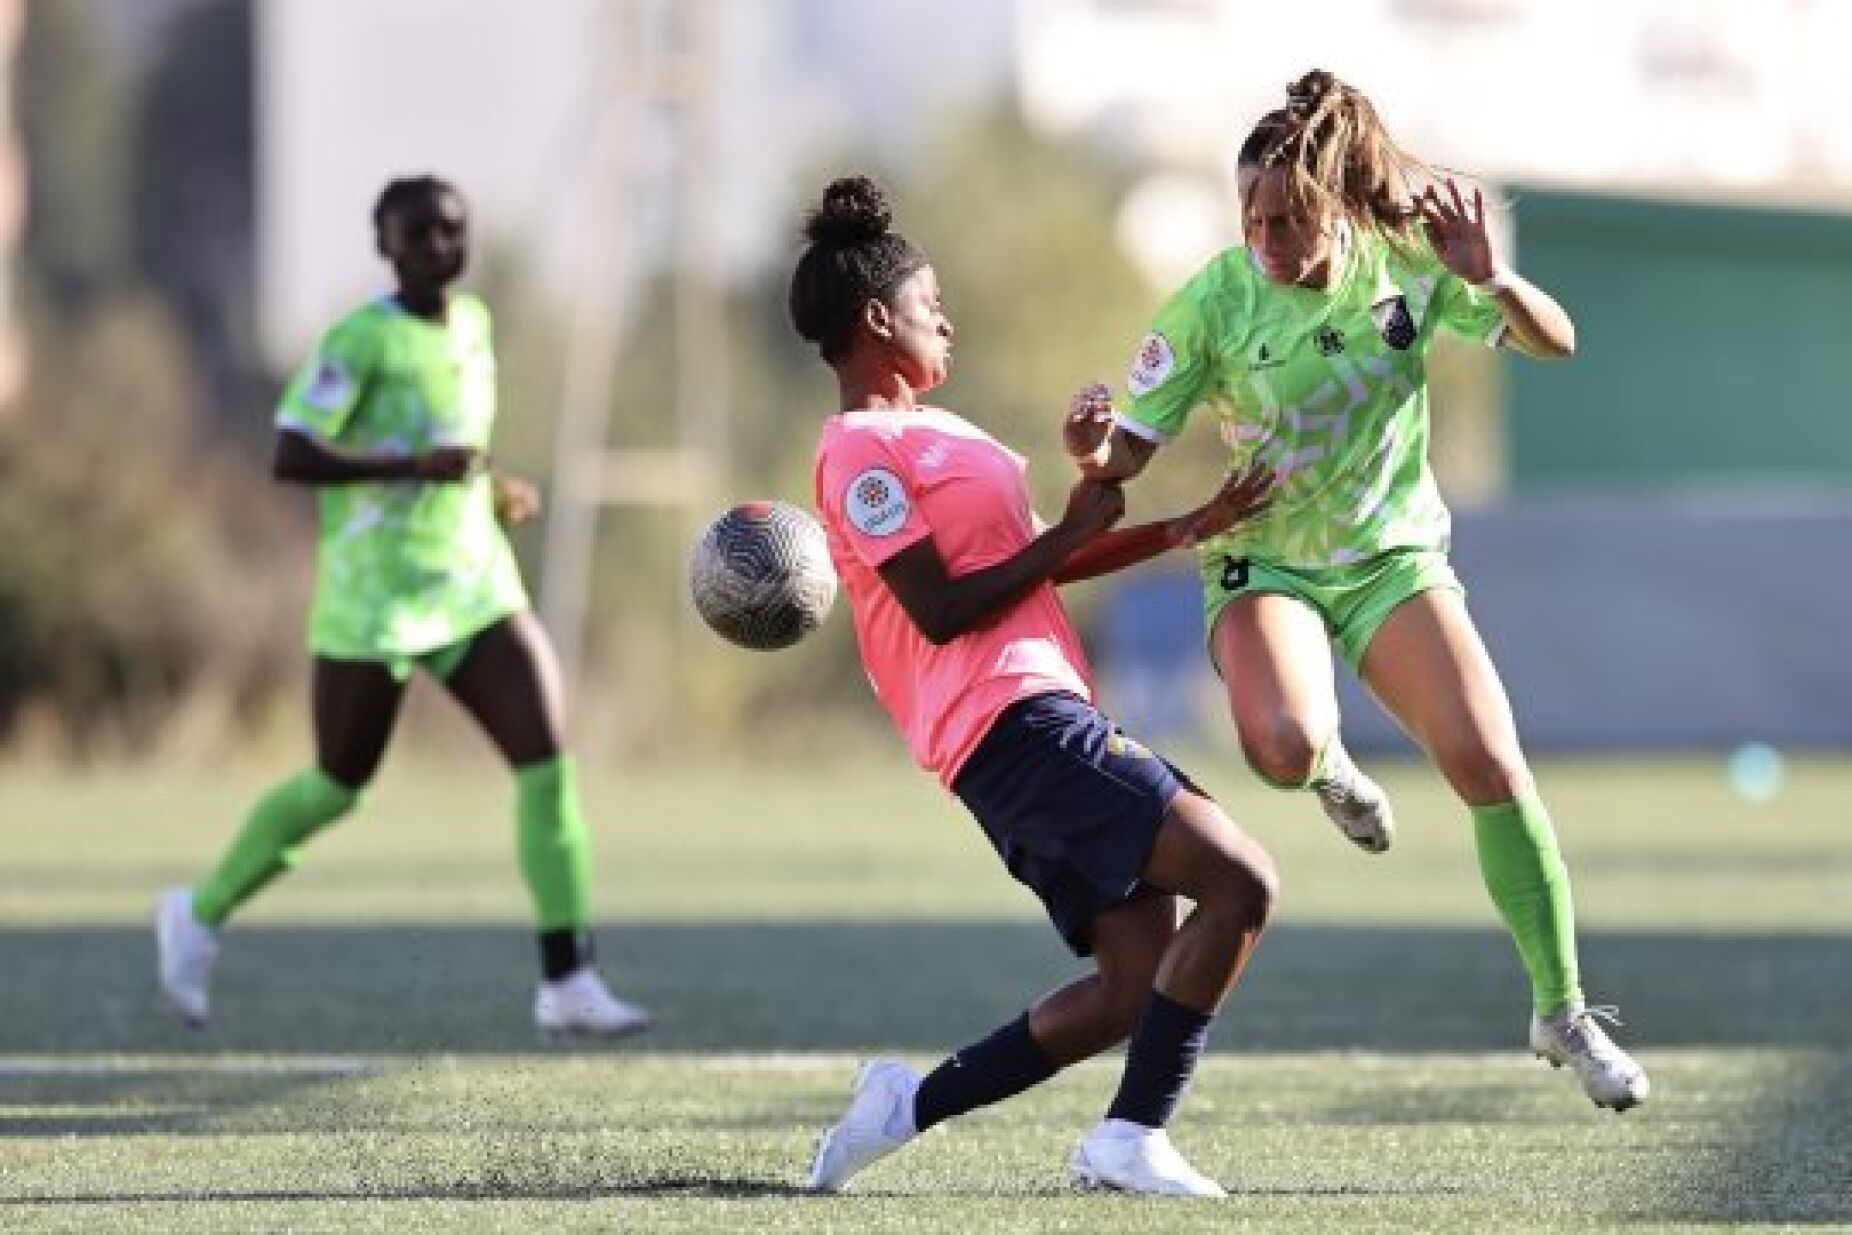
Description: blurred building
xmin=258 ymin=0 xmax=1852 ymax=377
xmin=255 ymin=0 xmax=1012 ymax=363
xmin=1016 ymin=0 xmax=1852 ymax=285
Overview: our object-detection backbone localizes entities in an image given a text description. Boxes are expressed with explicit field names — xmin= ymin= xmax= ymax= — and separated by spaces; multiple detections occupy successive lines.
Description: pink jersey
xmin=814 ymin=406 xmax=1094 ymax=786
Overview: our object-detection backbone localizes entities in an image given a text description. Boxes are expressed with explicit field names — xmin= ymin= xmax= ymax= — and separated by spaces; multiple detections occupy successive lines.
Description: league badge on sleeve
xmin=1128 ymin=331 xmax=1176 ymax=397
xmin=845 ymin=467 xmax=910 ymax=537
xmin=303 ymin=358 xmax=356 ymax=410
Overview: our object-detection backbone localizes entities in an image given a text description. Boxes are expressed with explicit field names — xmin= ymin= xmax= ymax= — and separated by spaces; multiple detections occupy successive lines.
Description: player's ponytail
xmin=1241 ymin=70 xmax=1435 ymax=241
xmin=789 ymin=175 xmax=927 ymax=365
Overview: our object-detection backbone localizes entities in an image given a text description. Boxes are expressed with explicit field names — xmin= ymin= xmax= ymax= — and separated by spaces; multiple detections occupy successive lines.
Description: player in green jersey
xmin=1065 ymin=71 xmax=1646 ymax=1111
xmin=155 ymin=176 xmax=649 ymax=1039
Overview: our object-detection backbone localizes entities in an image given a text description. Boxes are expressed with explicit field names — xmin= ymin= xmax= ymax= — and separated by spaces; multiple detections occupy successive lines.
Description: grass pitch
xmin=1 ymin=749 xmax=1848 ymax=1231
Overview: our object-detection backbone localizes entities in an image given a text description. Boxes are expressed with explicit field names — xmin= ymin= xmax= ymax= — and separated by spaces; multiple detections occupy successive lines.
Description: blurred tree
xmin=16 ymin=0 xmax=130 ymax=313
xmin=130 ymin=0 xmax=265 ymax=448
xmin=0 ymin=291 xmax=304 ymax=756
xmin=1 ymin=2 xmax=301 ymax=757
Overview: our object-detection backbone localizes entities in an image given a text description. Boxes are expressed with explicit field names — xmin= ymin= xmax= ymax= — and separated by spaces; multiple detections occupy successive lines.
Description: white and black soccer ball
xmin=689 ymin=501 xmax=837 ymax=650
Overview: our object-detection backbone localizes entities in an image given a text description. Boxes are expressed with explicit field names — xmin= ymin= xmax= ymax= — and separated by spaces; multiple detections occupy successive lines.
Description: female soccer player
xmin=155 ymin=175 xmax=648 ymax=1039
xmin=1066 ymin=70 xmax=1647 ymax=1111
xmin=796 ymin=175 xmax=1279 ymax=1197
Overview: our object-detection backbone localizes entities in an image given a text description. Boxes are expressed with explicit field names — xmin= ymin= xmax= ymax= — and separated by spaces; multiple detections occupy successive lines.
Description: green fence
xmin=1507 ymin=188 xmax=1852 ymax=492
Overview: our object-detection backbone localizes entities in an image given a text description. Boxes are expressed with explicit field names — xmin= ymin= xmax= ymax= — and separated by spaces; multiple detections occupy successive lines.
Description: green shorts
xmin=394 ymin=636 xmax=476 ymax=683
xmin=317 ymin=633 xmax=478 ymax=684
xmin=1200 ymin=548 xmax=1464 ymax=672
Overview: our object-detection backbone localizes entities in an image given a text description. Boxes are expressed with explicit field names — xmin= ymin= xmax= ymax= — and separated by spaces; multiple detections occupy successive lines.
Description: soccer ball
xmin=689 ymin=501 xmax=837 ymax=650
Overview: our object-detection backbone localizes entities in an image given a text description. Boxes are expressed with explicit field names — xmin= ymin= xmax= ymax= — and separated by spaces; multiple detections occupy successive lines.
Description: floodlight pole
xmin=670 ymin=0 xmax=728 ymax=628
xmin=541 ymin=0 xmax=727 ymax=686
xmin=540 ymin=1 xmax=645 ymax=687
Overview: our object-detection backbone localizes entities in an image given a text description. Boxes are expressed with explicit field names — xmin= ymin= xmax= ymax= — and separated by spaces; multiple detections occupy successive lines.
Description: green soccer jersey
xmin=1122 ymin=226 xmax=1506 ymax=569
xmin=276 ymin=293 xmax=527 ymax=662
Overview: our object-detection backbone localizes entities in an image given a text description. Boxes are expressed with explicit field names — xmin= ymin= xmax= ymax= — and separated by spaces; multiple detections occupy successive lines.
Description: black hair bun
xmin=804 ymin=176 xmax=892 ymax=247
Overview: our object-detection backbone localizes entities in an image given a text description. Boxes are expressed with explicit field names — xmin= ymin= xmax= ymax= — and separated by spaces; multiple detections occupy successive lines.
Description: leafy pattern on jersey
xmin=275 ymin=295 xmax=528 ymax=660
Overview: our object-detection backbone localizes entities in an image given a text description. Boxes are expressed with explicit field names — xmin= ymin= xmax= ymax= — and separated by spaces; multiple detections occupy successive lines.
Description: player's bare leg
xmin=1363 ymin=589 xmax=1646 ymax=1110
xmin=1213 ymin=593 xmax=1394 ymax=852
xmin=1069 ymin=793 xmax=1276 ymax=1197
xmin=447 ymin=612 xmax=650 ymax=1038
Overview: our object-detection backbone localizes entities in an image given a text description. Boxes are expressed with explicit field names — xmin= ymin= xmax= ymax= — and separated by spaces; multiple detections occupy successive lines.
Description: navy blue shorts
xmin=951 ymin=692 xmax=1193 ymax=957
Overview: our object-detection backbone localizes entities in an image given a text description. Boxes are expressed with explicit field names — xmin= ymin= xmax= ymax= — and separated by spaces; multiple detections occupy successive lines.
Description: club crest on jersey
xmin=1372 ymin=296 xmax=1417 ymax=351
xmin=1128 ymin=331 xmax=1175 ymax=396
xmin=1314 ymin=327 xmax=1346 ymax=357
xmin=845 ymin=467 xmax=910 ymax=537
xmin=303 ymin=358 xmax=355 ymax=411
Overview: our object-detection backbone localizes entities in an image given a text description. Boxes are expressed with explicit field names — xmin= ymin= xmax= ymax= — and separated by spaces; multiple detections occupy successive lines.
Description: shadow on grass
xmin=0 ymin=1176 xmax=811 ymax=1207
xmin=1 ymin=919 xmax=1847 ymax=1055
xmin=0 ymin=920 xmax=1847 ymax=1222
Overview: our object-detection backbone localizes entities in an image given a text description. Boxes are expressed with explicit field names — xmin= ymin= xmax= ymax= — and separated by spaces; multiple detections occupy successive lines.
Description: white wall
xmin=256 ymin=0 xmax=1013 ymax=364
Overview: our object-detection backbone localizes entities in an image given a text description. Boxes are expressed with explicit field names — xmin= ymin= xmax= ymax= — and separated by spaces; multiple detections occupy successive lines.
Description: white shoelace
xmin=1562 ymin=1004 xmax=1632 ymax=1063
xmin=1313 ymin=776 xmax=1354 ymax=807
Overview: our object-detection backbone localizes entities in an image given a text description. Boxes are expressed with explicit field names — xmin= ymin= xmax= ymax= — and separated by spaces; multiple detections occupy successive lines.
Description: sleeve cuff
xmin=275 ymin=414 xmax=328 ymax=438
xmin=1112 ymin=410 xmax=1172 ymax=444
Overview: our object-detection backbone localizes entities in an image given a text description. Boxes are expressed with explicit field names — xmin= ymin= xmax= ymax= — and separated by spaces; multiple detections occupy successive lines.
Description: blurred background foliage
xmin=3 ymin=0 xmax=298 ymax=760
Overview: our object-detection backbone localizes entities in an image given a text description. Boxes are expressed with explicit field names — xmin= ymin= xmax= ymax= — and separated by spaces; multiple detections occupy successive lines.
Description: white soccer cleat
xmin=1310 ymin=750 xmax=1395 ymax=854
xmin=534 ymin=968 xmax=652 ymax=1040
xmin=155 ymin=887 xmax=218 ymax=1027
xmin=1070 ymin=1119 xmax=1227 ymax=1198
xmin=808 ymin=1059 xmax=921 ymax=1193
xmin=1530 ymin=1003 xmax=1650 ymax=1112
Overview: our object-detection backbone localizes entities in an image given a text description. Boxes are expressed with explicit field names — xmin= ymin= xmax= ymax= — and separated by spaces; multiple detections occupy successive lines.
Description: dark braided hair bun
xmin=788 ymin=174 xmax=927 ymax=364
xmin=804 ymin=176 xmax=893 ymax=248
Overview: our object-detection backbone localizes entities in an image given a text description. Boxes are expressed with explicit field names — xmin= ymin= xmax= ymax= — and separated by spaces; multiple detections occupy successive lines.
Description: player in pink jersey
xmin=797 ymin=176 xmax=1276 ymax=1198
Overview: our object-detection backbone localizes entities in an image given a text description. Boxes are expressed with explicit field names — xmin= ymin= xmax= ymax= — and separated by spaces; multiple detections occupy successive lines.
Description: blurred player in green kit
xmin=156 ymin=176 xmax=649 ymax=1039
xmin=1068 ymin=71 xmax=1646 ymax=1110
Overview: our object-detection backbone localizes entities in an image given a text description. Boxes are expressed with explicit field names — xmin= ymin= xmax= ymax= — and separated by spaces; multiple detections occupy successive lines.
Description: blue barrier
xmin=1095 ymin=500 xmax=1852 ymax=753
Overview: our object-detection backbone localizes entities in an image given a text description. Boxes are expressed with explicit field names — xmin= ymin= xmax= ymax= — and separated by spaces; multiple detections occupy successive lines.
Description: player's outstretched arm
xmin=271 ymin=428 xmax=483 ymax=487
xmin=1420 ymin=178 xmax=1575 ymax=359
xmin=1052 ymin=463 xmax=1272 ymax=585
xmin=877 ymin=478 xmax=1125 ymax=646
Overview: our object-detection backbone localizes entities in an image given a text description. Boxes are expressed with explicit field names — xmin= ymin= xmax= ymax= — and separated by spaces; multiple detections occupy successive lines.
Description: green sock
xmin=515 ymin=755 xmax=593 ymax=932
xmin=192 ymin=768 xmax=359 ymax=927
xmin=1471 ymin=792 xmax=1583 ymax=1015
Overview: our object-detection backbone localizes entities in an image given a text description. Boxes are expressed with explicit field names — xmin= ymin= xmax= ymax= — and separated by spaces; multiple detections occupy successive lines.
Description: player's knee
xmin=1437 ymin=741 xmax=1531 ymax=803
xmin=1240 ymin=720 xmax=1324 ymax=788
xmin=1200 ymin=843 xmax=1279 ymax=932
xmin=1231 ymin=851 xmax=1279 ymax=930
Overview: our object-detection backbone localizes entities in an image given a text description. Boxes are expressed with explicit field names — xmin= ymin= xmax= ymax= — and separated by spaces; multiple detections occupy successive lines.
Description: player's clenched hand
xmin=1063 ymin=382 xmax=1116 ymax=474
xmin=493 ymin=473 xmax=542 ymax=525
xmin=1168 ymin=462 xmax=1273 ymax=546
xmin=409 ymin=445 xmax=484 ymax=483
xmin=1058 ymin=477 xmax=1126 ymax=539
